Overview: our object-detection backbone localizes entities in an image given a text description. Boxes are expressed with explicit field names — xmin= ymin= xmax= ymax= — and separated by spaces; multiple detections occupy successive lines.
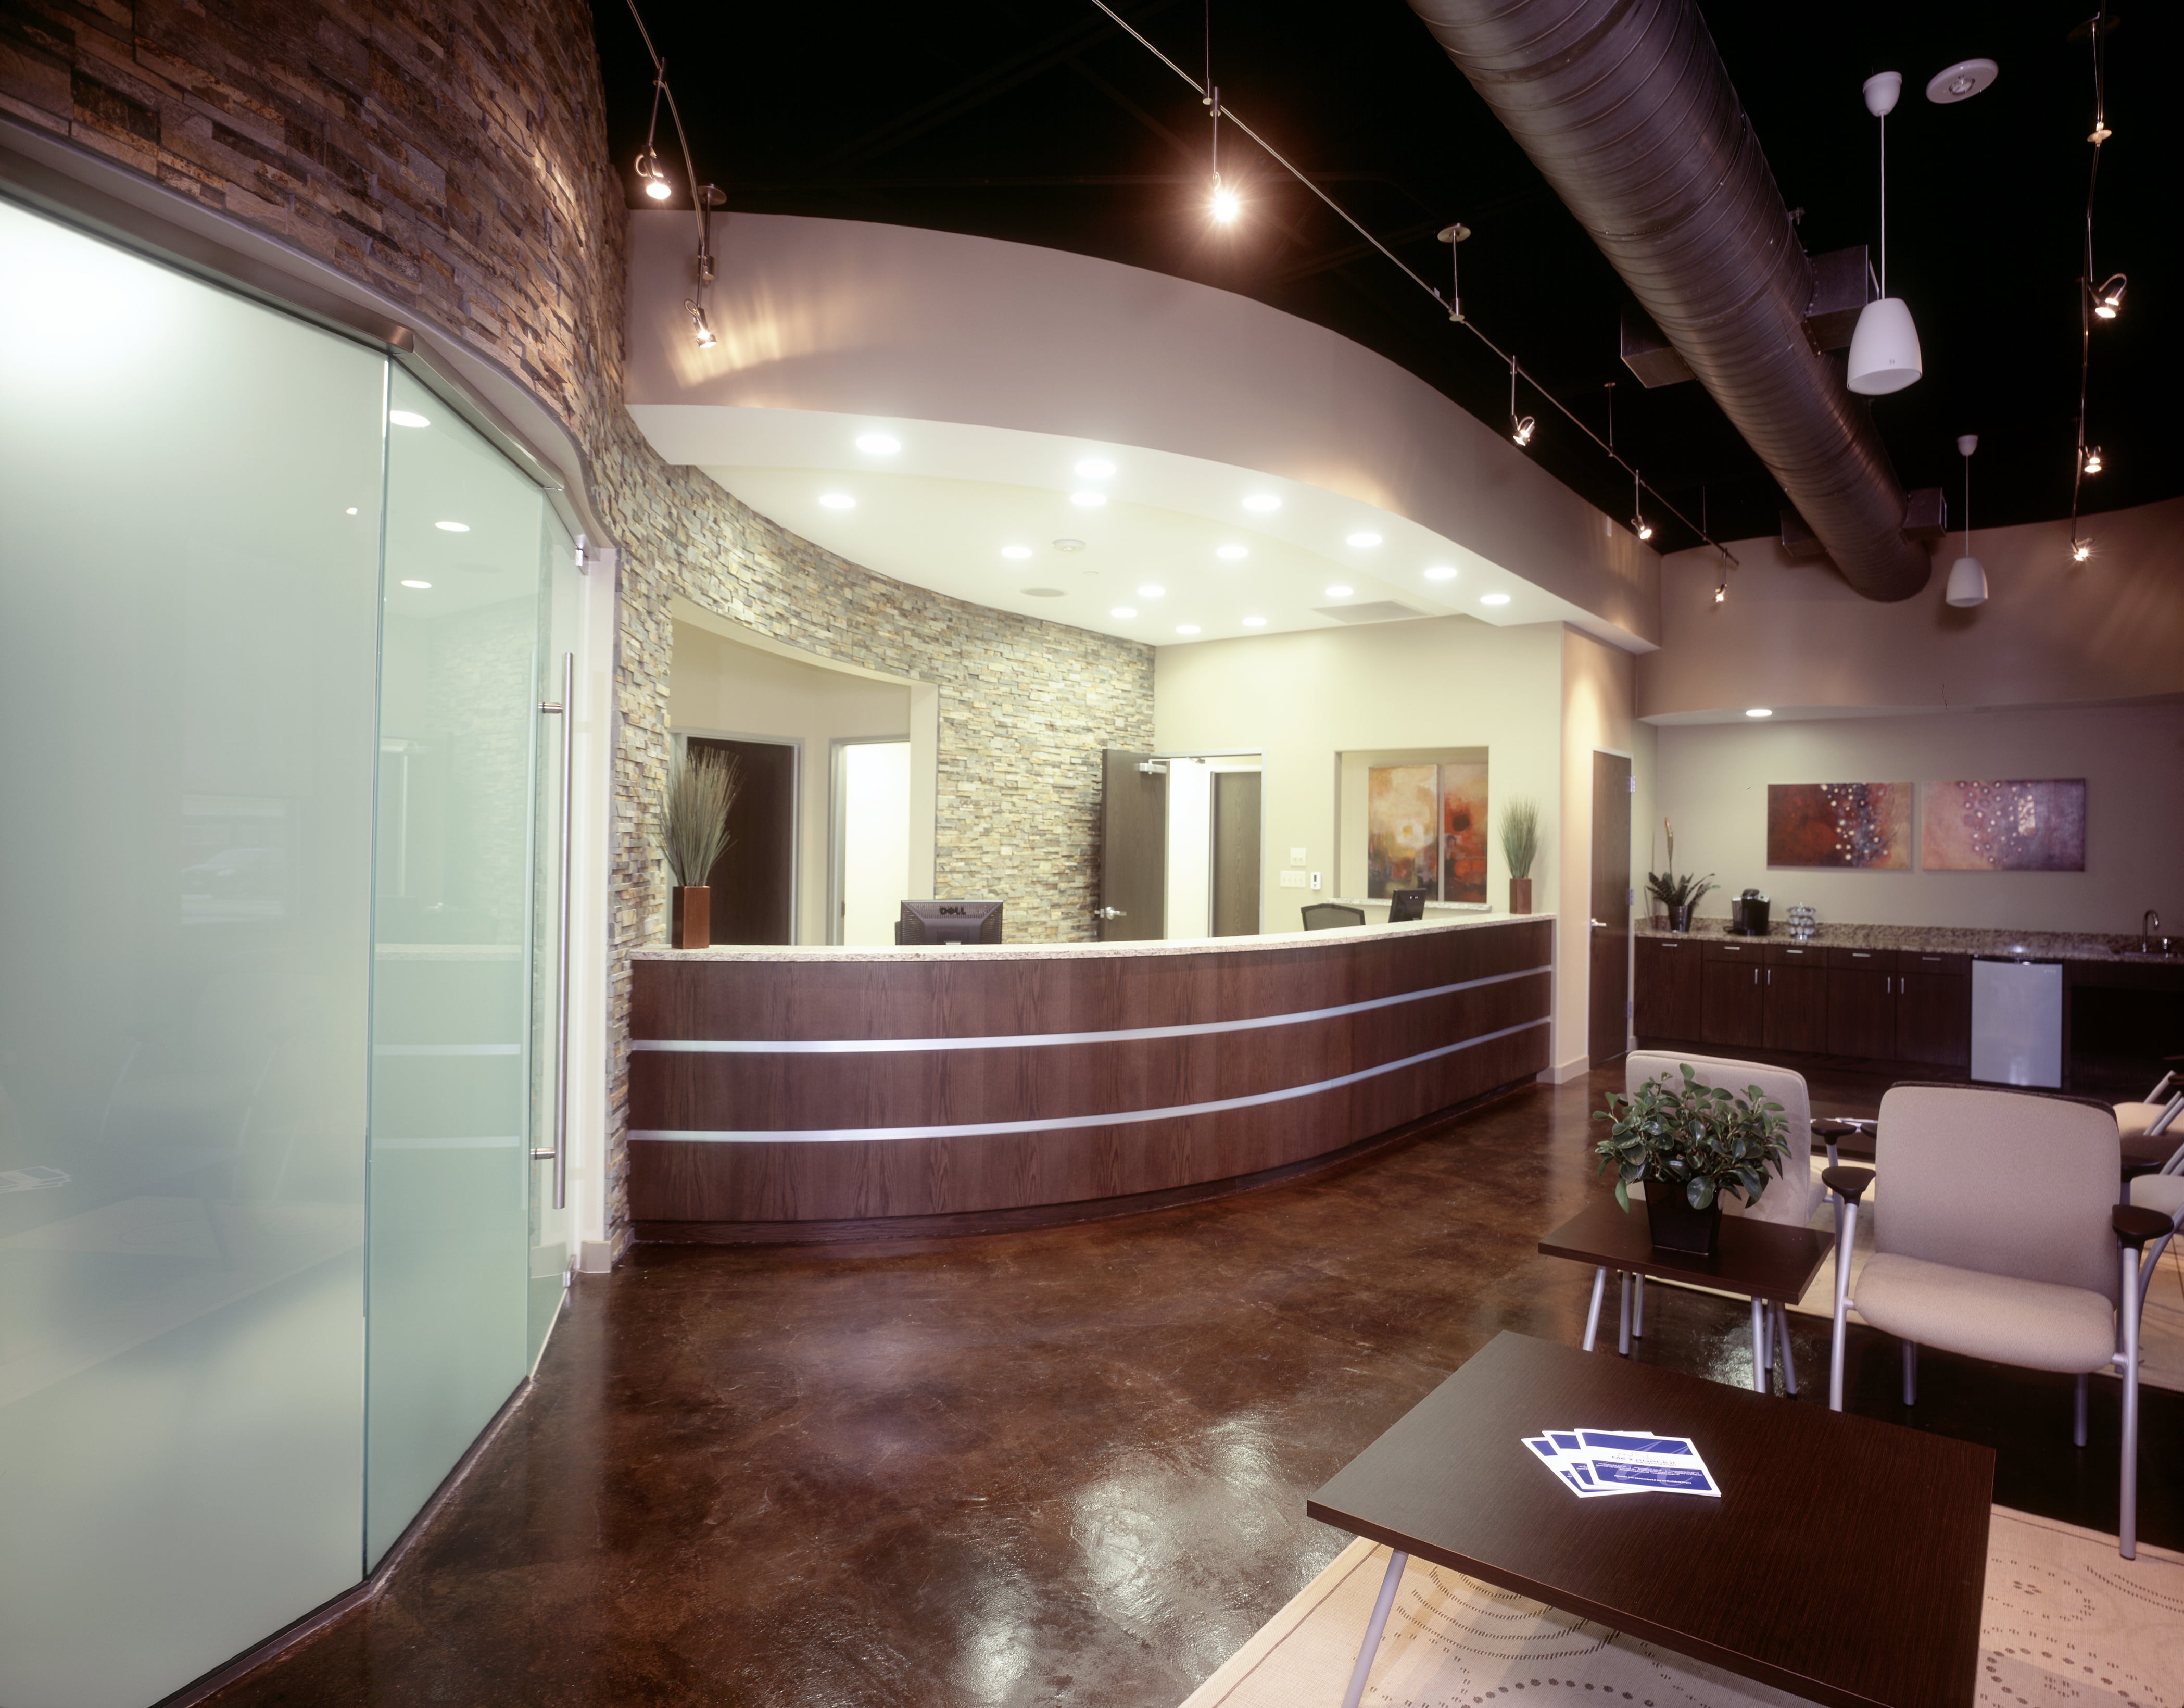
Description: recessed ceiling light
xmin=1110 ymin=606 xmax=1138 ymax=619
xmin=1070 ymin=490 xmax=1107 ymax=508
xmin=388 ymin=410 xmax=430 ymax=428
xmin=1745 ymin=707 xmax=1774 ymax=718
xmin=1216 ymin=543 xmax=1249 ymax=561
xmin=1345 ymin=531 xmax=1383 ymax=548
xmin=1242 ymin=616 xmax=1267 ymax=627
xmin=1242 ymin=493 xmax=1281 ymax=512
xmin=818 ymin=492 xmax=856 ymax=510
xmin=1423 ymin=565 xmax=1457 ymax=581
xmin=1176 ymin=624 xmax=1201 ymax=635
xmin=1001 ymin=545 xmax=1033 ymax=560
xmin=1325 ymin=584 xmax=1354 ymax=598
xmin=1137 ymin=584 xmax=1165 ymax=599
xmin=400 ymin=579 xmax=432 ymax=589
xmin=1480 ymin=593 xmax=1511 ymax=606
xmin=854 ymin=433 xmax=901 ymax=455
xmin=435 ymin=520 xmax=470 ymax=532
xmin=1021 ymin=587 xmax=1066 ymax=597
xmin=346 ymin=507 xmax=359 ymax=516
xmin=1075 ymin=458 xmax=1116 ymax=479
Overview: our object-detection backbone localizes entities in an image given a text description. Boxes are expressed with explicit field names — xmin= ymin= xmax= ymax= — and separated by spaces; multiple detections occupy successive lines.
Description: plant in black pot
xmin=1591 ymin=1064 xmax=1791 ymax=1258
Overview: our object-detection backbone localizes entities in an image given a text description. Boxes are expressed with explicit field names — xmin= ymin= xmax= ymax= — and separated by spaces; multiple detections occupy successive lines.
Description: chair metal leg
xmin=2120 ymin=1246 xmax=2143 ymax=1560
xmin=1902 ymin=1342 xmax=1917 ymax=1407
xmin=1341 ymin=1547 xmax=1409 ymax=1708
xmin=1582 ymin=1267 xmax=1607 ymax=1352
xmin=2074 ymin=1373 xmax=2089 ymax=1448
xmin=1750 ymin=1297 xmax=1768 ymax=1394
xmin=1618 ymin=1271 xmax=1633 ymax=1357
xmin=1633 ymin=1273 xmax=1646 ymax=1339
xmin=1829 ymin=1200 xmax=1861 ymax=1412
xmin=1776 ymin=1300 xmax=1799 ymax=1395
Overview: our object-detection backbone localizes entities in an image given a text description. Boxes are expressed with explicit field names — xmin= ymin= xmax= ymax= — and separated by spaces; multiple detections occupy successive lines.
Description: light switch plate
xmin=1289 ymin=847 xmax=1307 ymax=867
xmin=1309 ymin=871 xmax=1322 ymax=890
xmin=1278 ymin=870 xmax=1308 ymax=889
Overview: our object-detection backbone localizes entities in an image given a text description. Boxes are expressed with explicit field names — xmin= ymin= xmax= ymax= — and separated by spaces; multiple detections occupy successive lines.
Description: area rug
xmin=1179 ymin=1509 xmax=2184 ymax=1708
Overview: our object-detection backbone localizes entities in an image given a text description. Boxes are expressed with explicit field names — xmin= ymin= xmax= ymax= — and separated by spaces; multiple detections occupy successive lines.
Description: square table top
xmin=1307 ymin=1332 xmax=1993 ymax=1708
xmin=1538 ymin=1196 xmax=1831 ymax=1303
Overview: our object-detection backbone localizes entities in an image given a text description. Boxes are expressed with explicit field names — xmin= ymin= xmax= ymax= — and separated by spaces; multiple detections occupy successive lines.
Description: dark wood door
xmin=1634 ymin=938 xmax=1702 ymax=1039
xmin=1099 ymin=750 xmax=1167 ymax=941
xmin=1827 ymin=969 xmax=1897 ymax=1059
xmin=1588 ymin=751 xmax=1632 ymax=1063
xmin=690 ymin=736 xmax=794 ymax=945
xmin=1897 ymin=972 xmax=1972 ymax=1068
xmin=1763 ymin=960 xmax=1829 ymax=1053
xmin=1703 ymin=959 xmax=1765 ymax=1050
xmin=1210 ymin=770 xmax=1261 ymax=937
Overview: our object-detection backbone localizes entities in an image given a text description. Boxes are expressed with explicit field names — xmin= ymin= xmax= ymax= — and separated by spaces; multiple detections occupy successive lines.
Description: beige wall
xmin=1640 ymin=495 xmax=2184 ymax=720
xmin=667 ymin=622 xmax=914 ymax=945
xmin=1655 ymin=702 xmax=2184 ymax=934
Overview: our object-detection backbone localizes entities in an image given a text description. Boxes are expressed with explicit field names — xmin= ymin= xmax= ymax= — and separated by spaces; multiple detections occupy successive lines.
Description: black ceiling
xmin=596 ymin=1 xmax=2178 ymax=556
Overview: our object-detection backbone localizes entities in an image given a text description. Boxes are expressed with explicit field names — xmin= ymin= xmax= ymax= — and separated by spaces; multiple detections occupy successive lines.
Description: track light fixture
xmin=1713 ymin=581 xmax=1727 ymax=606
xmin=1508 ymin=357 xmax=1534 ymax=446
xmin=1436 ymin=221 xmax=1469 ymax=322
xmin=2081 ymin=444 xmax=2104 ymax=475
xmin=1630 ymin=469 xmax=1652 ymax=541
xmin=2093 ymin=274 xmax=2127 ymax=319
xmin=686 ymin=299 xmax=716 ymax=348
xmin=626 ymin=3 xmax=722 ymax=349
xmin=2071 ymin=539 xmax=2092 ymax=563
xmin=635 ymin=54 xmax=672 ymax=201
xmin=1201 ymin=3 xmax=1236 ymax=228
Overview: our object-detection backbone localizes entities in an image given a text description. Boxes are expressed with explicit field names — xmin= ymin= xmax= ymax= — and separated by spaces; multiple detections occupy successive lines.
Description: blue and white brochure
xmin=1523 ymin=1428 xmax=1721 ymax=1499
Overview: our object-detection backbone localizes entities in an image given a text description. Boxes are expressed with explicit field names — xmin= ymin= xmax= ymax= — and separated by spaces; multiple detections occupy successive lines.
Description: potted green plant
xmin=1591 ymin=1064 xmax=1790 ymax=1257
xmin=1644 ymin=817 xmax=1714 ymax=931
xmin=662 ymin=744 xmax=741 ymax=949
xmin=1499 ymin=797 xmax=1539 ymax=915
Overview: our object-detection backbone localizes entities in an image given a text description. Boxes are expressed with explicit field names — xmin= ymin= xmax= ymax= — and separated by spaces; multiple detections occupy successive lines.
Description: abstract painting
xmin=1439 ymin=761 xmax=1489 ymax=904
xmin=1765 ymin=783 xmax=1912 ymax=869
xmin=1366 ymin=765 xmax=1437 ymax=898
xmin=1922 ymin=780 xmax=2086 ymax=871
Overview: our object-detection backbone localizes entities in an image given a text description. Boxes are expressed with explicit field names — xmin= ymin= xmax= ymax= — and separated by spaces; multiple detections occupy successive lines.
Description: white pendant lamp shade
xmin=1945 ymin=554 xmax=1988 ymax=607
xmin=1847 ymin=296 xmax=1922 ymax=394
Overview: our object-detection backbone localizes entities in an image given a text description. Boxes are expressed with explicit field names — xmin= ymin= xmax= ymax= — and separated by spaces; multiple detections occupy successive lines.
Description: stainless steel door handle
xmin=1589 ymin=918 xmax=1607 ymax=930
xmin=1096 ymin=906 xmax=1126 ymax=920
xmin=528 ymin=651 xmax=574 ymax=1210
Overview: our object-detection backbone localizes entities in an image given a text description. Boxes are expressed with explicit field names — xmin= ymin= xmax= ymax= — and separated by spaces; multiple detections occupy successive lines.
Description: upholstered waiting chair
xmin=1300 ymin=903 xmax=1365 ymax=931
xmin=1823 ymin=1083 xmax=2176 ymax=1559
xmin=1612 ymin=1053 xmax=1825 ymax=1386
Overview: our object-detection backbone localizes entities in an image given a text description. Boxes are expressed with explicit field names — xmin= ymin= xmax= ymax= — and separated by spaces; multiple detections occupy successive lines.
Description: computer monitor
xmin=1387 ymin=888 xmax=1428 ymax=923
xmin=895 ymin=899 xmax=1005 ymax=945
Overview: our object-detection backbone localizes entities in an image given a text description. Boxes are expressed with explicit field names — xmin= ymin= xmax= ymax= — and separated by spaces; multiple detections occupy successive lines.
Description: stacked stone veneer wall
xmin=3 ymin=0 xmax=1154 ymax=1252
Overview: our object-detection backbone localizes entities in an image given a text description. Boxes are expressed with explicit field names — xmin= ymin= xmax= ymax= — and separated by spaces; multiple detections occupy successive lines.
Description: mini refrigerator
xmin=1970 ymin=957 xmax=2064 ymax=1088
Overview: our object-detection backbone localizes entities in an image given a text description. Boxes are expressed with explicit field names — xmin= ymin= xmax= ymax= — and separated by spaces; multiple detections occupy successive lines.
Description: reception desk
xmin=627 ymin=914 xmax=1553 ymax=1240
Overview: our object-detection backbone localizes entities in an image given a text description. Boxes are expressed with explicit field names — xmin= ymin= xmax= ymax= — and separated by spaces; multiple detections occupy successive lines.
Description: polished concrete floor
xmin=208 ymin=1065 xmax=2179 ymax=1707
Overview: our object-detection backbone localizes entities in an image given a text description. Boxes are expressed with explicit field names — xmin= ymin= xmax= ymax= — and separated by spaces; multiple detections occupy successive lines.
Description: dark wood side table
xmin=1538 ymin=1198 xmax=1830 ymax=1394
xmin=1309 ymin=1332 xmax=1992 ymax=1708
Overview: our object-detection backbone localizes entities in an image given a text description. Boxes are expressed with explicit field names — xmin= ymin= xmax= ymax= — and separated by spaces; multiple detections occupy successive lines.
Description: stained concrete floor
xmin=207 ymin=1065 xmax=2180 ymax=1707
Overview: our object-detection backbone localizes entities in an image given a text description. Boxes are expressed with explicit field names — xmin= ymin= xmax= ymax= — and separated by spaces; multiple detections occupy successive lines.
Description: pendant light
xmin=1847 ymin=72 xmax=1924 ymax=395
xmin=1944 ymin=434 xmax=1988 ymax=607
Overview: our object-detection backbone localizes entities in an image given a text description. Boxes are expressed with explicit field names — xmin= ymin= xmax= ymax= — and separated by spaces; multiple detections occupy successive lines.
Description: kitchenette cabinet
xmin=1896 ymin=952 xmax=1974 ymax=1068
xmin=1634 ymin=937 xmax=1702 ymax=1039
xmin=1700 ymin=940 xmax=1765 ymax=1050
xmin=1761 ymin=944 xmax=1828 ymax=1053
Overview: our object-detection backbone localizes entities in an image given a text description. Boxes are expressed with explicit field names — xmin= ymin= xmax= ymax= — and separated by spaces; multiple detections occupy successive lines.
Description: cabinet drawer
xmin=1826 ymin=947 xmax=1899 ymax=971
xmin=1765 ymin=943 xmax=1825 ymax=966
xmin=1702 ymin=939 xmax=1763 ymax=963
xmin=1899 ymin=951 xmax=1971 ymax=976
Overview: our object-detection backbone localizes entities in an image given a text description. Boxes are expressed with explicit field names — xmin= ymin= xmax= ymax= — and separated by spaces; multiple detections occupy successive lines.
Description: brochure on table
xmin=1522 ymin=1429 xmax=1722 ymax=1498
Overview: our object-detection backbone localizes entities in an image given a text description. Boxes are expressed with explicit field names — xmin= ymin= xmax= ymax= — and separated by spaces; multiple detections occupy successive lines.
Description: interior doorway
xmin=1589 ymin=749 xmax=1634 ymax=1064
xmin=832 ymin=738 xmax=912 ymax=945
xmin=687 ymin=735 xmax=796 ymax=945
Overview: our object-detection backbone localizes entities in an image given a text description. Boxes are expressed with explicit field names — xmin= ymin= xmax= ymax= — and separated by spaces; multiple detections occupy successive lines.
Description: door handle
xmin=1589 ymin=918 xmax=1607 ymax=930
xmin=528 ymin=651 xmax=574 ymax=1211
xmin=1096 ymin=906 xmax=1126 ymax=920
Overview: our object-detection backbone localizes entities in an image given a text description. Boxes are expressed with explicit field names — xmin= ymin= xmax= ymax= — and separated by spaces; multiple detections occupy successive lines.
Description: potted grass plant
xmin=1644 ymin=819 xmax=1714 ymax=931
xmin=1499 ymin=798 xmax=1540 ymax=915
xmin=662 ymin=745 xmax=741 ymax=949
xmin=1592 ymin=1063 xmax=1790 ymax=1257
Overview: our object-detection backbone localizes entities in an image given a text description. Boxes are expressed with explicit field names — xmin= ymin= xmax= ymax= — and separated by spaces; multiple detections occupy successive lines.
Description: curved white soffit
xmin=624 ymin=210 xmax=1659 ymax=651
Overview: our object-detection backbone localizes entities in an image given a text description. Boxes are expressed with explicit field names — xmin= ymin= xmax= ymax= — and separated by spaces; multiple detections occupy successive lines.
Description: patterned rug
xmin=1179 ymin=1510 xmax=2183 ymax=1708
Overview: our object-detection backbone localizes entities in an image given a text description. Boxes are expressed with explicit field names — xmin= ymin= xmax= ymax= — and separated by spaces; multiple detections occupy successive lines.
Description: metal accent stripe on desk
xmin=628 ymin=1014 xmax=1548 ymax=1144
xmin=629 ymin=964 xmax=1550 ymax=1055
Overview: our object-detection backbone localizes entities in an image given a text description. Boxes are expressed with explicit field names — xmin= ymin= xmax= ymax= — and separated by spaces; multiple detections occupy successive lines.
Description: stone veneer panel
xmin=3 ymin=0 xmax=1154 ymax=1253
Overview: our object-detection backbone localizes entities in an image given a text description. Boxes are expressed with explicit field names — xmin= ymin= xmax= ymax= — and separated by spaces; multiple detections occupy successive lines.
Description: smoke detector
xmin=1925 ymin=59 xmax=1998 ymax=104
xmin=1051 ymin=538 xmax=1086 ymax=552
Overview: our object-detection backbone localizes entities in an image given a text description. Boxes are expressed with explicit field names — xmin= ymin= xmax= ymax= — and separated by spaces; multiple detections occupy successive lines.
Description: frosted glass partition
xmin=0 ymin=199 xmax=382 ymax=1706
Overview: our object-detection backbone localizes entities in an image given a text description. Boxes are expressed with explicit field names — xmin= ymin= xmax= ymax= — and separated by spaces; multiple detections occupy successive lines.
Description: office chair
xmin=1301 ymin=903 xmax=1366 ymax=931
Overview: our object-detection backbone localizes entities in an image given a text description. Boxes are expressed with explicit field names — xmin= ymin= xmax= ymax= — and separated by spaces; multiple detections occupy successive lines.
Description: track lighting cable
xmin=2068 ymin=5 xmax=2114 ymax=555
xmin=1084 ymin=0 xmax=1737 ymax=564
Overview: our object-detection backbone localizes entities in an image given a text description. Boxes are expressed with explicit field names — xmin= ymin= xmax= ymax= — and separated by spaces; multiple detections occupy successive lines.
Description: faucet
xmin=2144 ymin=910 xmax=2163 ymax=955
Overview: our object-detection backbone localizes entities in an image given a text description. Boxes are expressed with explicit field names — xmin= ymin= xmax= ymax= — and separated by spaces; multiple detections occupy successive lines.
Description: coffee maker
xmin=1728 ymin=889 xmax=1771 ymax=936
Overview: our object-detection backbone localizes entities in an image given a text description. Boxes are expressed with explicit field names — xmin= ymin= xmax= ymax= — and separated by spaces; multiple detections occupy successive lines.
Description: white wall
xmin=1655 ymin=702 xmax=2184 ymax=934
xmin=667 ymin=621 xmax=914 ymax=945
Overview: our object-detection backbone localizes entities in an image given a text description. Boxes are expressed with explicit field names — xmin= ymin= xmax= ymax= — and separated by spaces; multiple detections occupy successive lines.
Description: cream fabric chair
xmin=1622 ymin=1051 xmax=1820 ymax=1226
xmin=1824 ymin=1084 xmax=2175 ymax=1558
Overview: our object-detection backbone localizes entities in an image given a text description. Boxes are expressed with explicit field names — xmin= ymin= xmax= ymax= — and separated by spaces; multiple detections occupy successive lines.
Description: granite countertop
xmin=1633 ymin=916 xmax=2164 ymax=964
xmin=632 ymin=911 xmax=1554 ymax=963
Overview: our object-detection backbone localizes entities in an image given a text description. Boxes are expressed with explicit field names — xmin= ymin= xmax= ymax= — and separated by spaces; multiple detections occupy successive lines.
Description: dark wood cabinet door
xmin=1702 ymin=959 xmax=1765 ymax=1050
xmin=1897 ymin=973 xmax=1972 ymax=1067
xmin=1763 ymin=962 xmax=1829 ymax=1053
xmin=1635 ymin=939 xmax=1702 ymax=1039
xmin=1827 ymin=969 xmax=1897 ymax=1059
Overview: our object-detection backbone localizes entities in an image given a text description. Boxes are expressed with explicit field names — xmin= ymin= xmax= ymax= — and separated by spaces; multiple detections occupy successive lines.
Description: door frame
xmin=671 ymin=727 xmax=801 ymax=944
xmin=827 ymin=734 xmax=913 ymax=946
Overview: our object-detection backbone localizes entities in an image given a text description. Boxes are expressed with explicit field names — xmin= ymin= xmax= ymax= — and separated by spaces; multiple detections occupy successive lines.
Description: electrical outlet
xmin=1278 ymin=870 xmax=1308 ymax=889
xmin=1309 ymin=871 xmax=1322 ymax=890
xmin=1289 ymin=847 xmax=1307 ymax=867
